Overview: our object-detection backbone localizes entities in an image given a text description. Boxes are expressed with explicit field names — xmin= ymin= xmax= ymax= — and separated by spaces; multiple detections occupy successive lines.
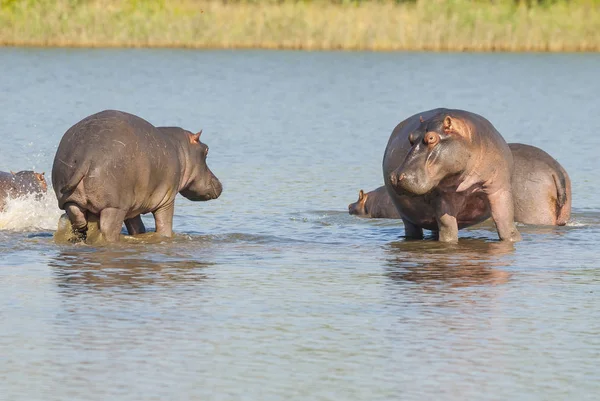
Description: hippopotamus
xmin=51 ymin=110 xmax=223 ymax=243
xmin=348 ymin=186 xmax=400 ymax=218
xmin=509 ymin=143 xmax=571 ymax=226
xmin=0 ymin=170 xmax=47 ymax=210
xmin=383 ymin=108 xmax=521 ymax=243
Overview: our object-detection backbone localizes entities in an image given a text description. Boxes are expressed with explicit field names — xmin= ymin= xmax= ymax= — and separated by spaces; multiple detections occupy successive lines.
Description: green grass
xmin=1 ymin=0 xmax=599 ymax=51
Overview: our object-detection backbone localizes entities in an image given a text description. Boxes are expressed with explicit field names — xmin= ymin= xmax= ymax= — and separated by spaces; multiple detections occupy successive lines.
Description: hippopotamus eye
xmin=425 ymin=132 xmax=439 ymax=145
xmin=205 ymin=147 xmax=209 ymax=157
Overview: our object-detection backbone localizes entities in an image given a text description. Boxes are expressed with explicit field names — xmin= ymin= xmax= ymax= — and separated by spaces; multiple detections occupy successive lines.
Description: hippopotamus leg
xmin=488 ymin=189 xmax=521 ymax=242
xmin=99 ymin=208 xmax=128 ymax=243
xmin=152 ymin=203 xmax=174 ymax=237
xmin=124 ymin=215 xmax=146 ymax=235
xmin=402 ymin=218 xmax=423 ymax=239
xmin=65 ymin=202 xmax=88 ymax=232
xmin=434 ymin=198 xmax=459 ymax=242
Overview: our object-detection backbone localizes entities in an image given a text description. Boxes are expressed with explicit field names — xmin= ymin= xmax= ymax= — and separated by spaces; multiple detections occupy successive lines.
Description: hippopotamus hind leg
xmin=65 ymin=202 xmax=88 ymax=232
xmin=99 ymin=208 xmax=127 ymax=243
xmin=125 ymin=215 xmax=146 ymax=235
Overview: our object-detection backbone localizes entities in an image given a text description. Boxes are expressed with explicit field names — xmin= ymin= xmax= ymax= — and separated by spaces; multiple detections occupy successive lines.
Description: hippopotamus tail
xmin=553 ymin=166 xmax=571 ymax=226
xmin=60 ymin=162 xmax=89 ymax=195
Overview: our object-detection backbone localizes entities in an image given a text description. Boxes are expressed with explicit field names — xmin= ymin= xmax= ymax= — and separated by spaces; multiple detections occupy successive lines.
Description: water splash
xmin=0 ymin=191 xmax=62 ymax=231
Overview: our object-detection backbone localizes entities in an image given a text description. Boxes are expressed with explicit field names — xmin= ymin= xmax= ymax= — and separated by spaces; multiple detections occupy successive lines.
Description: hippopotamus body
xmin=52 ymin=110 xmax=222 ymax=243
xmin=383 ymin=108 xmax=521 ymax=243
xmin=348 ymin=186 xmax=400 ymax=219
xmin=509 ymin=143 xmax=571 ymax=226
xmin=0 ymin=170 xmax=47 ymax=210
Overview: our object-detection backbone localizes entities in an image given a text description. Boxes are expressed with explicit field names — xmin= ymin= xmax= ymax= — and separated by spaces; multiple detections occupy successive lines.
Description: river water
xmin=0 ymin=49 xmax=599 ymax=400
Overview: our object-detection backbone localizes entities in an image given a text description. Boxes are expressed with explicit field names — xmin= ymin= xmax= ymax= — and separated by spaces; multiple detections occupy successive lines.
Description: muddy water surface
xmin=1 ymin=49 xmax=599 ymax=400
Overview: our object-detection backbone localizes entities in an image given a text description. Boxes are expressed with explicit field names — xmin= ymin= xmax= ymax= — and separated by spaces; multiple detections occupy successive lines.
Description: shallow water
xmin=1 ymin=49 xmax=599 ymax=400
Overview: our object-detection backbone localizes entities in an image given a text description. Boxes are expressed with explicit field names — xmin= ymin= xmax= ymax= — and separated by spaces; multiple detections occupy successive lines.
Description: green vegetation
xmin=0 ymin=0 xmax=598 ymax=51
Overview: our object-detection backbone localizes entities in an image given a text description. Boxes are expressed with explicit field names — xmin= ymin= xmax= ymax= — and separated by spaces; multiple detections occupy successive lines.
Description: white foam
xmin=0 ymin=191 xmax=62 ymax=232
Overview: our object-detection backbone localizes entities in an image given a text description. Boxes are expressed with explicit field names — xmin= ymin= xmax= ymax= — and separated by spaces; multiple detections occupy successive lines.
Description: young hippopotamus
xmin=51 ymin=109 xmax=223 ymax=243
xmin=348 ymin=186 xmax=400 ymax=218
xmin=509 ymin=143 xmax=571 ymax=226
xmin=0 ymin=170 xmax=47 ymax=211
xmin=383 ymin=108 xmax=521 ymax=243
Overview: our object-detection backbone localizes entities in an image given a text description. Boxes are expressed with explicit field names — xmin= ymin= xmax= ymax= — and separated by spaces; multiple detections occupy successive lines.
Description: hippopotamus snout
xmin=209 ymin=177 xmax=223 ymax=199
xmin=389 ymin=171 xmax=405 ymax=187
xmin=389 ymin=166 xmax=433 ymax=196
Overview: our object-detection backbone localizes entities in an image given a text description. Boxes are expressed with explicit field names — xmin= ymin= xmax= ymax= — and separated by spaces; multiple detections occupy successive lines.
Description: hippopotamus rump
xmin=52 ymin=110 xmax=222 ymax=243
xmin=0 ymin=170 xmax=47 ymax=210
xmin=348 ymin=186 xmax=400 ymax=218
xmin=510 ymin=143 xmax=571 ymax=226
xmin=383 ymin=108 xmax=521 ymax=242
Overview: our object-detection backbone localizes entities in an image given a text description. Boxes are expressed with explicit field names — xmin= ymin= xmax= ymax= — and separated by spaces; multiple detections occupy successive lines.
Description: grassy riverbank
xmin=1 ymin=0 xmax=599 ymax=51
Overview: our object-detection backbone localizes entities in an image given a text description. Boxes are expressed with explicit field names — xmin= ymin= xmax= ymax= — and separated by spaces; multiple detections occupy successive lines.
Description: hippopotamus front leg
xmin=152 ymin=203 xmax=175 ymax=238
xmin=435 ymin=197 xmax=459 ymax=243
xmin=124 ymin=215 xmax=146 ymax=235
xmin=402 ymin=218 xmax=424 ymax=239
xmin=487 ymin=189 xmax=521 ymax=242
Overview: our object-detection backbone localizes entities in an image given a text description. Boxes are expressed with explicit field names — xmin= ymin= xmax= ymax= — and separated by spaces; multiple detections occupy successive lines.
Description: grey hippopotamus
xmin=0 ymin=170 xmax=47 ymax=210
xmin=383 ymin=108 xmax=521 ymax=243
xmin=348 ymin=186 xmax=400 ymax=218
xmin=509 ymin=143 xmax=571 ymax=226
xmin=52 ymin=110 xmax=222 ymax=243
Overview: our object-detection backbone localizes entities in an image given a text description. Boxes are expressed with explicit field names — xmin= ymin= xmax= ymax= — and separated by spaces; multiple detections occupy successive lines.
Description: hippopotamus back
xmin=0 ymin=170 xmax=47 ymax=211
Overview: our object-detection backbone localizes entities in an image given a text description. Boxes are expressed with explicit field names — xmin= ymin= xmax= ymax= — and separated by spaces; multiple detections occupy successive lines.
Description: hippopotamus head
xmin=175 ymin=130 xmax=223 ymax=201
xmin=12 ymin=170 xmax=48 ymax=194
xmin=348 ymin=190 xmax=368 ymax=216
xmin=389 ymin=113 xmax=473 ymax=196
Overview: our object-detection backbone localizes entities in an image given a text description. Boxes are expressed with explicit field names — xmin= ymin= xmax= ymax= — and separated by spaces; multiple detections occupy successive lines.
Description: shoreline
xmin=1 ymin=0 xmax=599 ymax=53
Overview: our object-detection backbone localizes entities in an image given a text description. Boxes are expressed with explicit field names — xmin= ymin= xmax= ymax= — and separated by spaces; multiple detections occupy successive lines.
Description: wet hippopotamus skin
xmin=0 ymin=170 xmax=47 ymax=210
xmin=348 ymin=186 xmax=400 ymax=218
xmin=51 ymin=109 xmax=223 ymax=243
xmin=509 ymin=143 xmax=571 ymax=226
xmin=383 ymin=108 xmax=521 ymax=243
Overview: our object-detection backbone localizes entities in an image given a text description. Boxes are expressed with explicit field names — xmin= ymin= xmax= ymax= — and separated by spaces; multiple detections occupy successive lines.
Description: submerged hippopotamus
xmin=348 ymin=186 xmax=400 ymax=218
xmin=52 ymin=110 xmax=223 ymax=243
xmin=509 ymin=143 xmax=571 ymax=226
xmin=383 ymin=108 xmax=521 ymax=242
xmin=0 ymin=170 xmax=47 ymax=210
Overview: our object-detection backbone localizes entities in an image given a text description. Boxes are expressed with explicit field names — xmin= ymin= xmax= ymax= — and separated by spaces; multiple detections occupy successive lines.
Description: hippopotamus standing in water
xmin=348 ymin=186 xmax=400 ymax=218
xmin=383 ymin=108 xmax=521 ymax=243
xmin=52 ymin=110 xmax=223 ymax=243
xmin=351 ymin=144 xmax=571 ymax=227
xmin=0 ymin=170 xmax=47 ymax=211
xmin=509 ymin=143 xmax=571 ymax=226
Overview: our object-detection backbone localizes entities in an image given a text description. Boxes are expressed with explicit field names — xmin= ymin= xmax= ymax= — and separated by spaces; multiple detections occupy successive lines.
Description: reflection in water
xmin=48 ymin=247 xmax=211 ymax=293
xmin=385 ymin=239 xmax=515 ymax=288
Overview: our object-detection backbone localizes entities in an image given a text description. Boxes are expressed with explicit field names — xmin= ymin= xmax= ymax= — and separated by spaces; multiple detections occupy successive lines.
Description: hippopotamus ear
xmin=443 ymin=115 xmax=471 ymax=141
xmin=358 ymin=190 xmax=365 ymax=201
xmin=10 ymin=171 xmax=15 ymax=175
xmin=189 ymin=130 xmax=202 ymax=144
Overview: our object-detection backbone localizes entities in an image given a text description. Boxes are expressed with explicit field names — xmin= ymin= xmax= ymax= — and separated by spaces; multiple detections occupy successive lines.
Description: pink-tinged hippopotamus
xmin=383 ymin=108 xmax=521 ymax=243
xmin=509 ymin=143 xmax=571 ymax=226
xmin=51 ymin=110 xmax=222 ymax=243
xmin=0 ymin=170 xmax=47 ymax=211
xmin=348 ymin=186 xmax=400 ymax=218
